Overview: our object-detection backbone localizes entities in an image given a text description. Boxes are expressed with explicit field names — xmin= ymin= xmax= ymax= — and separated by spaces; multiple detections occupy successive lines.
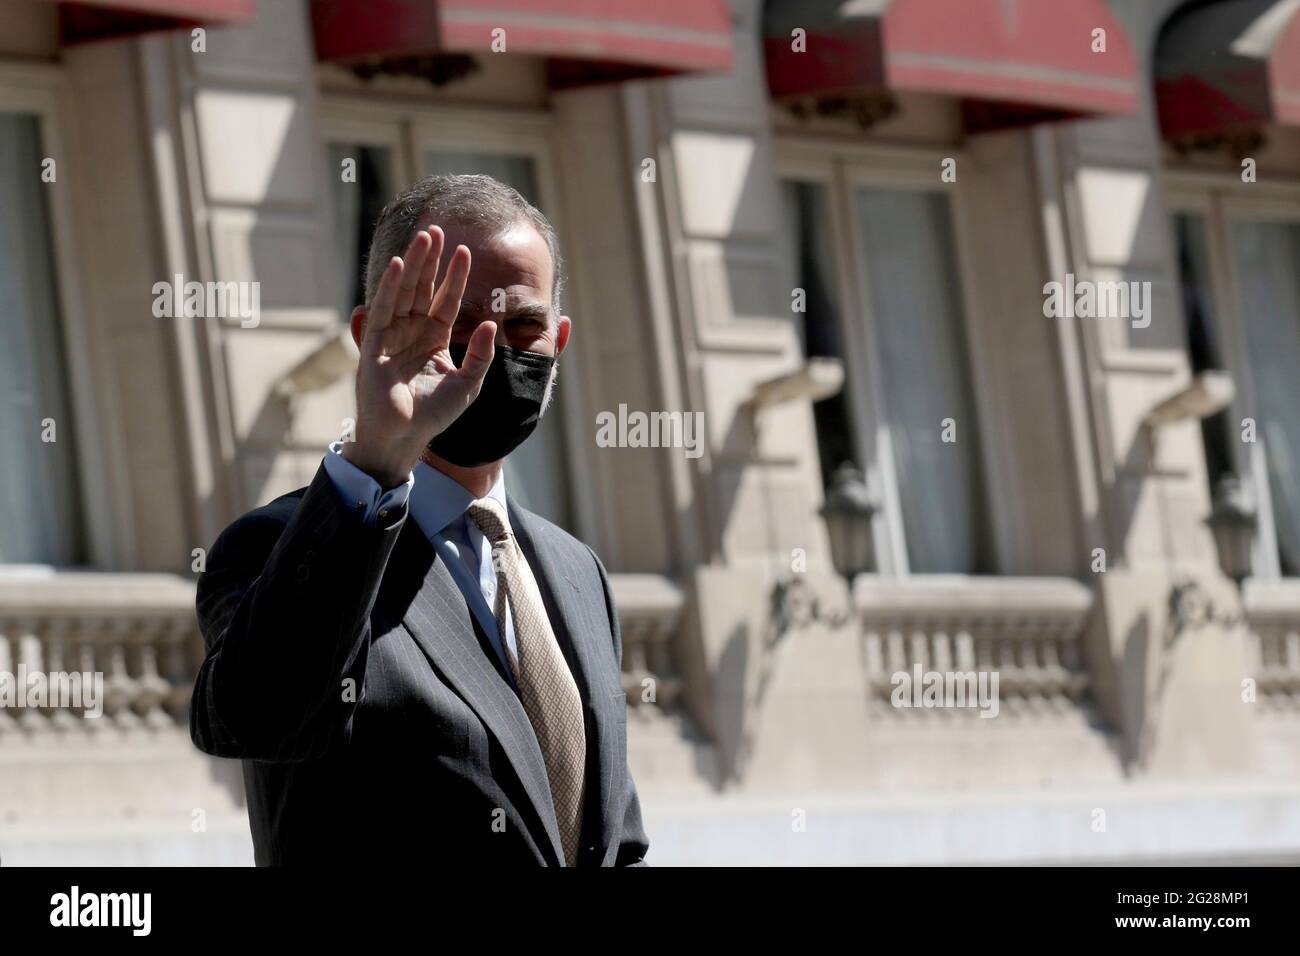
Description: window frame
xmin=318 ymin=96 xmax=600 ymax=544
xmin=775 ymin=138 xmax=1006 ymax=576
xmin=1166 ymin=171 xmax=1300 ymax=581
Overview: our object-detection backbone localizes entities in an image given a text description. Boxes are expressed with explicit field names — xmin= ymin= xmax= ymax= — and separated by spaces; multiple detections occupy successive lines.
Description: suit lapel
xmin=508 ymin=499 xmax=624 ymax=860
xmin=384 ymin=521 xmax=565 ymax=866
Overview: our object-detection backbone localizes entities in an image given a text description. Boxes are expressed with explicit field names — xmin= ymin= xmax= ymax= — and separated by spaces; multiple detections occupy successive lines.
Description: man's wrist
xmin=339 ymin=440 xmax=416 ymax=490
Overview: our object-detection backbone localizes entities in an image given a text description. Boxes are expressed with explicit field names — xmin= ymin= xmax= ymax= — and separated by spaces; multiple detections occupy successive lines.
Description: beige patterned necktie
xmin=466 ymin=498 xmax=587 ymax=866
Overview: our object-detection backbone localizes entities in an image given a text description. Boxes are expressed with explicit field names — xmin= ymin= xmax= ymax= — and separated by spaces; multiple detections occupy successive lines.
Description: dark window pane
xmin=780 ymin=179 xmax=857 ymax=487
xmin=327 ymin=142 xmax=394 ymax=318
xmin=1173 ymin=212 xmax=1232 ymax=491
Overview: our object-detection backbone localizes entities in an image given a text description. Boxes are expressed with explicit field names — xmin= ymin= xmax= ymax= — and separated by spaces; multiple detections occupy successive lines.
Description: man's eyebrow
xmin=504 ymin=302 xmax=552 ymax=321
xmin=457 ymin=298 xmax=551 ymax=320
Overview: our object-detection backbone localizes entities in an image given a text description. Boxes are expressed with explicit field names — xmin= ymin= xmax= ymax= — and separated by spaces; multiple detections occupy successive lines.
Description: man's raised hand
xmin=342 ymin=225 xmax=496 ymax=487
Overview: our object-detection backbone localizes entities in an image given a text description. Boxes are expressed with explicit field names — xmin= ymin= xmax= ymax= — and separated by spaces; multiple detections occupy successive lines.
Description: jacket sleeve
xmin=591 ymin=546 xmax=652 ymax=867
xmin=190 ymin=463 xmax=406 ymax=762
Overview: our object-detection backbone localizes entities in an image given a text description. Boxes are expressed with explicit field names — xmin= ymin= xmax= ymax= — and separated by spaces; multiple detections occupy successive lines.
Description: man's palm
xmin=347 ymin=225 xmax=495 ymax=485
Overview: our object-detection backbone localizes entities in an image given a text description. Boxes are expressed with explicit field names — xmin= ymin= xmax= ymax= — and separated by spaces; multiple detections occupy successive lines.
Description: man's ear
xmin=555 ymin=314 xmax=572 ymax=356
xmin=350 ymin=306 xmax=368 ymax=349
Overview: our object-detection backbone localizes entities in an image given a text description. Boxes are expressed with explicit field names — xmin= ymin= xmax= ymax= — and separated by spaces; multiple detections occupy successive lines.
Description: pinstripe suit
xmin=191 ymin=464 xmax=649 ymax=866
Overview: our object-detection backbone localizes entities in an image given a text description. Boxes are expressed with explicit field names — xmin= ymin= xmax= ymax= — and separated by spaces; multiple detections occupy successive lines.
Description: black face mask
xmin=426 ymin=342 xmax=556 ymax=467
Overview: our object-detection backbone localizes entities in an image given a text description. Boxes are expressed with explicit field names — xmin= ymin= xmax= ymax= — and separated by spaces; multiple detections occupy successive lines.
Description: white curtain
xmin=1231 ymin=219 xmax=1300 ymax=576
xmin=423 ymin=149 xmax=575 ymax=530
xmin=853 ymin=187 xmax=988 ymax=574
xmin=0 ymin=112 xmax=83 ymax=565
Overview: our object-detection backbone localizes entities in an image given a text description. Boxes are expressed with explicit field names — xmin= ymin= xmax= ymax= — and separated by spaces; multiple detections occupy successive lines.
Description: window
xmin=780 ymin=155 xmax=994 ymax=576
xmin=423 ymin=149 xmax=538 ymax=198
xmin=852 ymin=186 xmax=990 ymax=575
xmin=780 ymin=179 xmax=855 ymax=487
xmin=1228 ymin=219 xmax=1300 ymax=577
xmin=1168 ymin=186 xmax=1300 ymax=579
xmin=326 ymin=141 xmax=395 ymax=322
xmin=322 ymin=104 xmax=577 ymax=532
xmin=1173 ymin=212 xmax=1233 ymax=493
xmin=0 ymin=110 xmax=85 ymax=564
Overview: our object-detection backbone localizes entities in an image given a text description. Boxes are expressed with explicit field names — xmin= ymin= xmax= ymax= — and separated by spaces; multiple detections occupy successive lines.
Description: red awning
xmin=765 ymin=0 xmax=1140 ymax=131
xmin=311 ymin=0 xmax=734 ymax=89
xmin=46 ymin=0 xmax=256 ymax=44
xmin=1155 ymin=0 xmax=1300 ymax=141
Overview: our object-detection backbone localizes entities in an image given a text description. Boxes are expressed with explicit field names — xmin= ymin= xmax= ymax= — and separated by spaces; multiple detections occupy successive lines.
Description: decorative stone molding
xmin=854 ymin=576 xmax=1095 ymax=718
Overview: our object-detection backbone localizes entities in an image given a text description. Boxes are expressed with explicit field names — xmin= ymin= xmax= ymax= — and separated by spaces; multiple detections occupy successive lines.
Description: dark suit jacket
xmin=190 ymin=464 xmax=649 ymax=866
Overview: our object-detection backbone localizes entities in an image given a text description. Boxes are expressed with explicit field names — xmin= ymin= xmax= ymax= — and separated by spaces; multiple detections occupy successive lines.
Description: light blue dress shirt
xmin=322 ymin=441 xmax=519 ymax=688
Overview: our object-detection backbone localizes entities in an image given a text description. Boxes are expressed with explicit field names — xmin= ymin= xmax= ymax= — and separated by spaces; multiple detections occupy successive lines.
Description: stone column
xmin=622 ymin=0 xmax=873 ymax=790
xmin=139 ymin=0 xmax=347 ymax=534
xmin=1036 ymin=0 xmax=1256 ymax=774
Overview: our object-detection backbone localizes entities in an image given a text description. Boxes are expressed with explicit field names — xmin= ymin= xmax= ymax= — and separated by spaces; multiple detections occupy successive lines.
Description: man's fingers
xmin=364 ymin=257 xmax=404 ymax=339
xmin=410 ymin=226 xmax=445 ymax=317
xmin=431 ymin=245 xmax=472 ymax=326
xmin=458 ymin=320 xmax=497 ymax=382
xmin=392 ymin=229 xmax=432 ymax=318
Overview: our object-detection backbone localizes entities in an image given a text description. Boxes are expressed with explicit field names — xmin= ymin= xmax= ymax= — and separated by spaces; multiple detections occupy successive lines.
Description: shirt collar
xmin=409 ymin=460 xmax=508 ymax=538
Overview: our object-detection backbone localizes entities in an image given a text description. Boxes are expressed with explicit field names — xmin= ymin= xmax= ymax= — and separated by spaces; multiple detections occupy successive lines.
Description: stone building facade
xmin=2 ymin=0 xmax=1299 ymax=864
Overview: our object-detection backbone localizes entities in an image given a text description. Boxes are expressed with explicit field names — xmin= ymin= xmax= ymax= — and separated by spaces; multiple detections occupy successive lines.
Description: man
xmin=191 ymin=174 xmax=649 ymax=867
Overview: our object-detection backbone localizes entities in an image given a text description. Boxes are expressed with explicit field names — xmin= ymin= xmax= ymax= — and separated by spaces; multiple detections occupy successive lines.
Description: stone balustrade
xmin=609 ymin=574 xmax=686 ymax=711
xmin=0 ymin=570 xmax=687 ymax=738
xmin=0 ymin=572 xmax=200 ymax=740
xmin=1243 ymin=579 xmax=1300 ymax=712
xmin=853 ymin=576 xmax=1095 ymax=717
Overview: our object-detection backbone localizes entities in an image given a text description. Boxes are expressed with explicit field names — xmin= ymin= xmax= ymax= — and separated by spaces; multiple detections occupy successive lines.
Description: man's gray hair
xmin=363 ymin=173 xmax=564 ymax=316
